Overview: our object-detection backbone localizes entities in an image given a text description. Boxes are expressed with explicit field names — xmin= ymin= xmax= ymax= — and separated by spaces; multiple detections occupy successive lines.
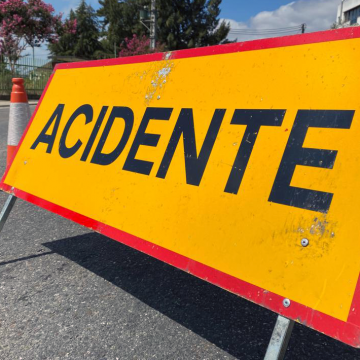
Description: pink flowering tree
xmin=118 ymin=35 xmax=165 ymax=58
xmin=0 ymin=0 xmax=76 ymax=74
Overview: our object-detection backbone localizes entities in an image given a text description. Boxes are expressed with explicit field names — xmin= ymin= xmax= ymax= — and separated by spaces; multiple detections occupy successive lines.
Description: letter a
xmin=31 ymin=104 xmax=64 ymax=154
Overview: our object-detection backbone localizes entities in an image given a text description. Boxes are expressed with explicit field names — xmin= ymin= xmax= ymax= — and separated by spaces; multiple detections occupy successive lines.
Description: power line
xmin=229 ymin=23 xmax=306 ymax=36
xmin=230 ymin=25 xmax=303 ymax=33
xmin=229 ymin=29 xmax=302 ymax=35
xmin=229 ymin=28 xmax=303 ymax=34
xmin=229 ymin=24 xmax=304 ymax=32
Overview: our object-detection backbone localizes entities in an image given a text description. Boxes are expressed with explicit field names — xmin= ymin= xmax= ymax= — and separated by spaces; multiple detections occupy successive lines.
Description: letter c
xmin=59 ymin=104 xmax=93 ymax=158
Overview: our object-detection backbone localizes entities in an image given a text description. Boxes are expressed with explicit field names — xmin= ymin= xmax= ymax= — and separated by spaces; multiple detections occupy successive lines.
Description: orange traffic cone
xmin=7 ymin=78 xmax=31 ymax=165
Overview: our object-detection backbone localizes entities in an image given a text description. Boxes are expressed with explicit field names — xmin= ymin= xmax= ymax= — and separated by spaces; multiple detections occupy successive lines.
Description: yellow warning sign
xmin=2 ymin=29 xmax=360 ymax=343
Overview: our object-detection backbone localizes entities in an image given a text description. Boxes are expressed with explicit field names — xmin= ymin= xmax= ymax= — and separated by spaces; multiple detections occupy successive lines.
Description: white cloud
xmin=224 ymin=0 xmax=340 ymax=42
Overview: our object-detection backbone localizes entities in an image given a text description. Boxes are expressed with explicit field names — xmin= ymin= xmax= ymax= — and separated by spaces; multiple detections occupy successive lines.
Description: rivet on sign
xmin=301 ymin=238 xmax=309 ymax=247
xmin=283 ymin=298 xmax=291 ymax=308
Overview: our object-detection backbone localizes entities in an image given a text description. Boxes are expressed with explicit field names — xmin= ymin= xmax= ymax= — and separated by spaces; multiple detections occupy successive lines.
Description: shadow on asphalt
xmin=0 ymin=251 xmax=54 ymax=266
xmin=42 ymin=232 xmax=360 ymax=360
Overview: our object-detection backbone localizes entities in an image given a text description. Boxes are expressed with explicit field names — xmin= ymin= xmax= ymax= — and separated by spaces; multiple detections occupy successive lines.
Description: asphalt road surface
xmin=0 ymin=106 xmax=360 ymax=359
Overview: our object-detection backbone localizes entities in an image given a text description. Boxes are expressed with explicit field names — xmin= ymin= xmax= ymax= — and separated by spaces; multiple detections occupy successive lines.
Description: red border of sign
xmin=2 ymin=27 xmax=360 ymax=347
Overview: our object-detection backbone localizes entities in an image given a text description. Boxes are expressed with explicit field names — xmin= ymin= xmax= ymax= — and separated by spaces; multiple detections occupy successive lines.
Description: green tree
xmin=48 ymin=10 xmax=78 ymax=57
xmin=49 ymin=0 xmax=102 ymax=59
xmin=97 ymin=0 xmax=146 ymax=56
xmin=157 ymin=0 xmax=229 ymax=50
xmin=73 ymin=0 xmax=103 ymax=58
xmin=98 ymin=0 xmax=230 ymax=53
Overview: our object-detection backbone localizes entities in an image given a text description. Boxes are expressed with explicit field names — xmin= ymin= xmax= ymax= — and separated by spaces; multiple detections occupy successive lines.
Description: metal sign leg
xmin=0 ymin=194 xmax=17 ymax=233
xmin=264 ymin=315 xmax=294 ymax=360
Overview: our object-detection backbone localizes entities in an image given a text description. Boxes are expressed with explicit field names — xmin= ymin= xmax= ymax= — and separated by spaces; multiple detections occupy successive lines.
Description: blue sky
xmin=220 ymin=0 xmax=297 ymax=21
xmin=29 ymin=0 xmax=341 ymax=58
xmin=50 ymin=0 xmax=294 ymax=22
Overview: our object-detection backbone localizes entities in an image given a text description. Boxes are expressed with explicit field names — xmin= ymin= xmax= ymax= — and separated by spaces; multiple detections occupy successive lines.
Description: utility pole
xmin=339 ymin=0 xmax=344 ymax=26
xmin=301 ymin=23 xmax=306 ymax=34
xmin=150 ymin=0 xmax=156 ymax=50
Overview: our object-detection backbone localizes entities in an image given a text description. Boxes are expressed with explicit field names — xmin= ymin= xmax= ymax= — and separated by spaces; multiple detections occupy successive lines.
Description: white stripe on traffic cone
xmin=7 ymin=78 xmax=31 ymax=165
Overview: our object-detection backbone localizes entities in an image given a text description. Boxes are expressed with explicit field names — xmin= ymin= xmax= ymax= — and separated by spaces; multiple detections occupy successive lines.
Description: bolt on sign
xmin=2 ymin=27 xmax=360 ymax=347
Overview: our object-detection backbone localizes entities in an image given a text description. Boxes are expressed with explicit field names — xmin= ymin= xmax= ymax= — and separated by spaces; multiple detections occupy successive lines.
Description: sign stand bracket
xmin=0 ymin=194 xmax=17 ymax=233
xmin=264 ymin=315 xmax=294 ymax=360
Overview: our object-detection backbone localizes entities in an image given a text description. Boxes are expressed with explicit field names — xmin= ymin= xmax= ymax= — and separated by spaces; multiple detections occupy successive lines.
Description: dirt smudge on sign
xmin=295 ymin=214 xmax=337 ymax=259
